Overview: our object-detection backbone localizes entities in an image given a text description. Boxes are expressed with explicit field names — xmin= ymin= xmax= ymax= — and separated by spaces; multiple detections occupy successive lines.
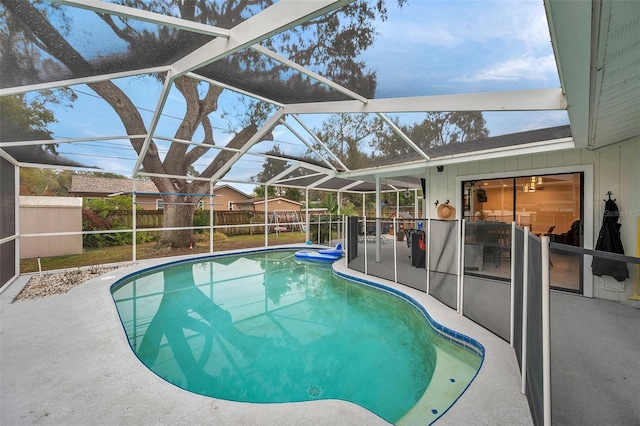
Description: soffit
xmin=546 ymin=0 xmax=640 ymax=150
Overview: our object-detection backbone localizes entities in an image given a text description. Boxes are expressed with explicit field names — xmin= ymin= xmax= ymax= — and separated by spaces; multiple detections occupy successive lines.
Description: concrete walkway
xmin=1 ymin=253 xmax=530 ymax=425
xmin=550 ymin=291 xmax=640 ymax=425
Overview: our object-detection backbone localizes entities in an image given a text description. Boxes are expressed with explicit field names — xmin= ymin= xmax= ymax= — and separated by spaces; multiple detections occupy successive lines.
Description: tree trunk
xmin=158 ymin=202 xmax=197 ymax=248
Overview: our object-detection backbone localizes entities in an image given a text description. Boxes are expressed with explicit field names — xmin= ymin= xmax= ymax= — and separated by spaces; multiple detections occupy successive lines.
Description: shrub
xmin=84 ymin=195 xmax=134 ymax=210
xmin=60 ymin=268 xmax=84 ymax=286
xmin=193 ymin=209 xmax=210 ymax=234
xmin=82 ymin=209 xmax=132 ymax=248
xmin=83 ymin=209 xmax=111 ymax=230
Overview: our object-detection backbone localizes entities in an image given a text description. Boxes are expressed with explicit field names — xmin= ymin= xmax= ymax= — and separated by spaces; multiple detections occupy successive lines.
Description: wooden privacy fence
xmin=94 ymin=210 xmax=315 ymax=235
xmin=109 ymin=210 xmax=163 ymax=228
xmin=215 ymin=211 xmax=267 ymax=235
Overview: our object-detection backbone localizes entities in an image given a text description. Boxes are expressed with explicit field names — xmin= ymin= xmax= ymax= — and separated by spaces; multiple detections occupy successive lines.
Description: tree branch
xmin=184 ymin=117 xmax=215 ymax=165
xmin=199 ymin=124 xmax=272 ymax=179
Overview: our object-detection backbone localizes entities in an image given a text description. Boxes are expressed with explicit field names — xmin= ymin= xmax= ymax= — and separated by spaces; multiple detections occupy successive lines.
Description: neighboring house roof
xmin=234 ymin=197 xmax=304 ymax=206
xmin=212 ymin=184 xmax=251 ymax=199
xmin=69 ymin=175 xmax=158 ymax=195
xmin=69 ymin=176 xmax=252 ymax=199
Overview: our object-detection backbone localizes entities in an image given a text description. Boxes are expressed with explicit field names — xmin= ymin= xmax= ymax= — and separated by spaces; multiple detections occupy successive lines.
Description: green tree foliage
xmin=78 ymin=171 xmax=128 ymax=180
xmin=320 ymin=192 xmax=356 ymax=216
xmin=0 ymin=0 xmax=404 ymax=248
xmin=0 ymin=91 xmax=75 ymax=162
xmin=0 ymin=94 xmax=54 ymax=142
xmin=81 ymin=208 xmax=147 ymax=248
xmin=371 ymin=111 xmax=489 ymax=160
xmin=252 ymin=144 xmax=303 ymax=201
xmin=84 ymin=195 xmax=135 ymax=211
xmin=253 ymin=184 xmax=303 ymax=201
xmin=306 ymin=111 xmax=487 ymax=216
xmin=311 ymin=111 xmax=488 ymax=164
xmin=410 ymin=111 xmax=489 ymax=147
xmin=253 ymin=145 xmax=288 ymax=186
xmin=192 ymin=209 xmax=210 ymax=234
xmin=307 ymin=114 xmax=384 ymax=211
xmin=82 ymin=195 xmax=153 ymax=247
xmin=282 ymin=187 xmax=303 ymax=202
xmin=314 ymin=113 xmax=383 ymax=170
xmin=19 ymin=168 xmax=72 ymax=196
xmin=253 ymin=184 xmax=277 ymax=198
xmin=323 ymin=193 xmax=339 ymax=215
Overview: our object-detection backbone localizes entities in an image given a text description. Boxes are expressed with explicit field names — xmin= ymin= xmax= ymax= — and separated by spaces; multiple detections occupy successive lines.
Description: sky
xmin=36 ymin=0 xmax=569 ymax=194
xmin=362 ymin=0 xmax=560 ymax=98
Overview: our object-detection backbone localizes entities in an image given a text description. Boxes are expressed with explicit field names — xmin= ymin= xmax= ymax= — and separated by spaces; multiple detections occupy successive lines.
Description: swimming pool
xmin=111 ymin=249 xmax=483 ymax=424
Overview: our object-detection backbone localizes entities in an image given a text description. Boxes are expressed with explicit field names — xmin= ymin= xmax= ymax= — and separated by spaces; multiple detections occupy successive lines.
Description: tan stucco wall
xmin=253 ymin=199 xmax=302 ymax=213
xmin=78 ymin=185 xmax=251 ymax=211
xmin=213 ymin=187 xmax=250 ymax=211
xmin=135 ymin=195 xmax=161 ymax=210
xmin=19 ymin=196 xmax=83 ymax=259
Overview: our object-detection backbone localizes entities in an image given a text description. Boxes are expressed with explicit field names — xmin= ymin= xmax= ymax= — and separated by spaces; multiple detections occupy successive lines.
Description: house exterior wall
xmin=136 ymin=195 xmax=163 ymax=210
xmin=425 ymin=137 xmax=639 ymax=305
xmin=19 ymin=196 xmax=83 ymax=259
xmin=84 ymin=192 xmax=248 ymax=211
xmin=253 ymin=199 xmax=302 ymax=213
xmin=214 ymin=187 xmax=251 ymax=211
xmin=71 ymin=177 xmax=252 ymax=212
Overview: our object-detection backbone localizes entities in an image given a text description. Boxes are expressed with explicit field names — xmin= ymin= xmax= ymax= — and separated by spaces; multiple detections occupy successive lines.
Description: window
xmin=463 ymin=172 xmax=583 ymax=291
xmin=156 ymin=199 xmax=164 ymax=210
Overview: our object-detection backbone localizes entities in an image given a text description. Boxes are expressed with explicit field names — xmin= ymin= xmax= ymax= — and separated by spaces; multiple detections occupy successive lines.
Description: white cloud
xmin=509 ymin=5 xmax=553 ymax=46
xmin=400 ymin=23 xmax=461 ymax=49
xmin=463 ymin=1 xmax=551 ymax=46
xmin=362 ymin=0 xmax=559 ymax=96
xmin=519 ymin=110 xmax=569 ymax=131
xmin=459 ymin=54 xmax=557 ymax=82
xmin=483 ymin=110 xmax=570 ymax=136
xmin=95 ymin=158 xmax=136 ymax=176
xmin=271 ymin=127 xmax=291 ymax=140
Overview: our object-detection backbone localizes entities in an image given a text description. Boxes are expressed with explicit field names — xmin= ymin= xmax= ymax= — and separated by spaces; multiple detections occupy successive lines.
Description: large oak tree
xmin=1 ymin=0 xmax=403 ymax=248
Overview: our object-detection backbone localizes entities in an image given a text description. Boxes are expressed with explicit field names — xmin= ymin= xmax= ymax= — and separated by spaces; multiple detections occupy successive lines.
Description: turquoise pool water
xmin=111 ymin=249 xmax=482 ymax=424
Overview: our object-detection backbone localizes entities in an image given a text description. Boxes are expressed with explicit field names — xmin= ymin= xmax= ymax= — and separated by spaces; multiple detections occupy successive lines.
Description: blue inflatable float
xmin=295 ymin=243 xmax=343 ymax=262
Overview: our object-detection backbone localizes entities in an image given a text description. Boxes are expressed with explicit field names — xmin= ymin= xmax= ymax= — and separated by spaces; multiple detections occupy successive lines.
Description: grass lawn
xmin=20 ymin=231 xmax=310 ymax=273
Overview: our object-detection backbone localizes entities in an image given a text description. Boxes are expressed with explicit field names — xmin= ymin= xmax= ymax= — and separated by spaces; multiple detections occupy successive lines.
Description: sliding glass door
xmin=463 ymin=172 xmax=583 ymax=292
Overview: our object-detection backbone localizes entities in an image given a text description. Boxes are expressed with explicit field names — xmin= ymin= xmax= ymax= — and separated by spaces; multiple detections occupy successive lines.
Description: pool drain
xmin=307 ymin=384 xmax=322 ymax=398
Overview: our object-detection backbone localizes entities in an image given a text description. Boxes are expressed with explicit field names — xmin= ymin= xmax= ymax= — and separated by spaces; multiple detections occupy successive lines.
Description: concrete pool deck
xmin=1 ymin=250 xmax=531 ymax=425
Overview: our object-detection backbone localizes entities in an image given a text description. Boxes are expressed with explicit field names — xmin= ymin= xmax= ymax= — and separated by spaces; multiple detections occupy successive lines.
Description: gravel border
xmin=14 ymin=266 xmax=124 ymax=302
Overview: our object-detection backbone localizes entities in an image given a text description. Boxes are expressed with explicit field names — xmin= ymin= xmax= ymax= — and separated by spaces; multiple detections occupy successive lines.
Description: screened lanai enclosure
xmin=1 ymin=0 xmax=637 ymax=274
xmin=1 ymin=0 xmax=638 ymax=294
xmin=1 ymin=0 xmax=580 ymax=269
xmin=2 ymin=2 xmax=640 ymax=426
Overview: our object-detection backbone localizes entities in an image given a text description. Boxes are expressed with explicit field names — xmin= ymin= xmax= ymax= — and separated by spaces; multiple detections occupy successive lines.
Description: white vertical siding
xmin=591 ymin=139 xmax=640 ymax=302
xmin=504 ymin=156 xmax=519 ymax=172
xmin=430 ymin=137 xmax=640 ymax=304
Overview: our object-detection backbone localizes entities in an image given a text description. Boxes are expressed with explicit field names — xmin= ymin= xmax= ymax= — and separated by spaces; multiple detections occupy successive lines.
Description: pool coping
xmin=1 ymin=245 xmax=531 ymax=425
